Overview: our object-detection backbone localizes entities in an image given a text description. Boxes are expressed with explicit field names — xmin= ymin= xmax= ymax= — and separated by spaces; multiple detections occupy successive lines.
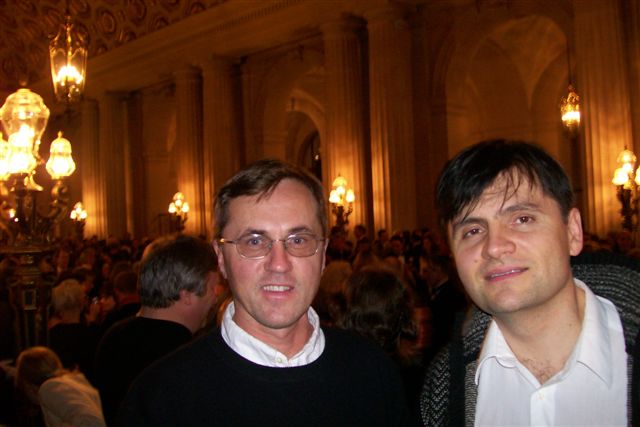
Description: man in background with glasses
xmin=117 ymin=159 xmax=411 ymax=427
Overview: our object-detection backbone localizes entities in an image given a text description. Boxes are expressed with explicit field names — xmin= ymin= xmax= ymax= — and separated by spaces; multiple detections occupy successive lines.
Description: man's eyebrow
xmin=238 ymin=226 xmax=314 ymax=236
xmin=450 ymin=202 xmax=540 ymax=233
xmin=451 ymin=217 xmax=486 ymax=234
xmin=288 ymin=226 xmax=314 ymax=235
xmin=499 ymin=202 xmax=541 ymax=215
xmin=238 ymin=228 xmax=266 ymax=236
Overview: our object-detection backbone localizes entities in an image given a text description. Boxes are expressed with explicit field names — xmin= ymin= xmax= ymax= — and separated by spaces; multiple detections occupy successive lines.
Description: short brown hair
xmin=214 ymin=159 xmax=328 ymax=238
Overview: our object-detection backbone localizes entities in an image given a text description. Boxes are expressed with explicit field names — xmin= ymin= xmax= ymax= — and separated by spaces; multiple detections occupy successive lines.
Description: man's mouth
xmin=262 ymin=285 xmax=293 ymax=292
xmin=485 ymin=268 xmax=527 ymax=281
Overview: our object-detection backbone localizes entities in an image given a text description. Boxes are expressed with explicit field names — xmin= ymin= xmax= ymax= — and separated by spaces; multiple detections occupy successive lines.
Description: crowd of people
xmin=0 ymin=140 xmax=638 ymax=426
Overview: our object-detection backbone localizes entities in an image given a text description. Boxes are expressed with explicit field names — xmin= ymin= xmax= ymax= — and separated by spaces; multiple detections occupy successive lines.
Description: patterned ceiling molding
xmin=0 ymin=0 xmax=226 ymax=93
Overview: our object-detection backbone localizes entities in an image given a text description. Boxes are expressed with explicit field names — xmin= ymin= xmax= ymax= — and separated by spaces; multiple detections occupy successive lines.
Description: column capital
xmin=364 ymin=4 xmax=411 ymax=29
xmin=320 ymin=15 xmax=364 ymax=38
xmin=201 ymin=55 xmax=237 ymax=76
xmin=173 ymin=65 xmax=201 ymax=82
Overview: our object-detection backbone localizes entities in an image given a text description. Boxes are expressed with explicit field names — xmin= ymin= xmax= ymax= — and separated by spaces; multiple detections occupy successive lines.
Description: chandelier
xmin=560 ymin=84 xmax=580 ymax=132
xmin=49 ymin=2 xmax=88 ymax=103
xmin=0 ymin=88 xmax=77 ymax=351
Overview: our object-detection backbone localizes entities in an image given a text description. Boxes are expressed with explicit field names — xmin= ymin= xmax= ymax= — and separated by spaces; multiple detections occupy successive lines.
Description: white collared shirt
xmin=220 ymin=301 xmax=325 ymax=367
xmin=475 ymin=279 xmax=627 ymax=426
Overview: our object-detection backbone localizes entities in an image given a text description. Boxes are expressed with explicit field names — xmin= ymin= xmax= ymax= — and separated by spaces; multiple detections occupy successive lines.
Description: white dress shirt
xmin=475 ymin=279 xmax=627 ymax=426
xmin=220 ymin=301 xmax=325 ymax=367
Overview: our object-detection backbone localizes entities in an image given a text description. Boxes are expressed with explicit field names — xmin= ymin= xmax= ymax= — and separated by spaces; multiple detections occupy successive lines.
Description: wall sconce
xmin=612 ymin=147 xmax=640 ymax=231
xmin=168 ymin=191 xmax=189 ymax=232
xmin=49 ymin=1 xmax=88 ymax=104
xmin=70 ymin=201 xmax=87 ymax=239
xmin=329 ymin=175 xmax=355 ymax=230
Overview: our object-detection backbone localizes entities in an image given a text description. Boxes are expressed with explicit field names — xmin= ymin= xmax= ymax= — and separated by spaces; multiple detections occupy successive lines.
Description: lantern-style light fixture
xmin=46 ymin=131 xmax=76 ymax=179
xmin=560 ymin=84 xmax=581 ymax=132
xmin=49 ymin=3 xmax=88 ymax=103
xmin=329 ymin=175 xmax=355 ymax=230
xmin=612 ymin=147 xmax=640 ymax=231
xmin=168 ymin=191 xmax=189 ymax=232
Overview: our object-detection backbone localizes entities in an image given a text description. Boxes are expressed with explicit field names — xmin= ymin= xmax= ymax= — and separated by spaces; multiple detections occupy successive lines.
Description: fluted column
xmin=321 ymin=17 xmax=370 ymax=233
xmin=574 ymin=0 xmax=634 ymax=236
xmin=366 ymin=5 xmax=416 ymax=233
xmin=125 ymin=93 xmax=145 ymax=237
xmin=202 ymin=56 xmax=243 ymax=238
xmin=174 ymin=66 xmax=206 ymax=236
xmin=98 ymin=92 xmax=128 ymax=238
xmin=80 ymin=99 xmax=106 ymax=238
xmin=625 ymin=0 xmax=640 ymax=151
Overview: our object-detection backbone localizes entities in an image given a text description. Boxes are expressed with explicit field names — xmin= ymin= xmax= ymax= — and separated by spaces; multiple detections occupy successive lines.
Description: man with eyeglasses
xmin=117 ymin=159 xmax=411 ymax=427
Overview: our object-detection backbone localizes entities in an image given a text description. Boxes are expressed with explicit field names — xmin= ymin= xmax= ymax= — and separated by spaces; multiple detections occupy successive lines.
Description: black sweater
xmin=117 ymin=327 xmax=411 ymax=427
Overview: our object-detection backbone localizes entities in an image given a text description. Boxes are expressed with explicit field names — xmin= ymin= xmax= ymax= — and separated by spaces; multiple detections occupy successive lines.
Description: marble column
xmin=321 ymin=16 xmax=370 ymax=234
xmin=366 ymin=5 xmax=417 ymax=233
xmin=201 ymin=56 xmax=243 ymax=238
xmin=80 ymin=99 xmax=106 ymax=238
xmin=98 ymin=92 xmax=128 ymax=238
xmin=125 ymin=93 xmax=145 ymax=237
xmin=574 ymin=0 xmax=634 ymax=236
xmin=174 ymin=66 xmax=206 ymax=236
xmin=624 ymin=0 xmax=640 ymax=151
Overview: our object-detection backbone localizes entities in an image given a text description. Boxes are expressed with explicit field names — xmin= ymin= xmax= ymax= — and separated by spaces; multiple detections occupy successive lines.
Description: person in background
xmin=49 ymin=279 xmax=100 ymax=379
xmin=15 ymin=346 xmax=105 ymax=427
xmin=99 ymin=270 xmax=139 ymax=334
xmin=118 ymin=159 xmax=410 ymax=426
xmin=340 ymin=266 xmax=422 ymax=425
xmin=93 ymin=234 xmax=217 ymax=424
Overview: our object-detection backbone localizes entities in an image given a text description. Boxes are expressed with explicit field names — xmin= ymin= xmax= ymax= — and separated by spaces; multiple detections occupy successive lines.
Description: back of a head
xmin=16 ymin=346 xmax=63 ymax=389
xmin=51 ymin=279 xmax=85 ymax=315
xmin=113 ymin=270 xmax=139 ymax=295
xmin=139 ymin=234 xmax=217 ymax=308
xmin=214 ymin=159 xmax=327 ymax=238
xmin=342 ymin=267 xmax=414 ymax=353
xmin=436 ymin=139 xmax=574 ymax=227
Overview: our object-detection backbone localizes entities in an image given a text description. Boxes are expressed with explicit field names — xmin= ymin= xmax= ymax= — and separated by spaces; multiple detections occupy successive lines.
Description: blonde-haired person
xmin=16 ymin=346 xmax=105 ymax=427
xmin=49 ymin=279 xmax=100 ymax=378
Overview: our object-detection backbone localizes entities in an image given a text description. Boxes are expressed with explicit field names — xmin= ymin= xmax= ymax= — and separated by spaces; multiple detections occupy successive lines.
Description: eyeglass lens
xmin=234 ymin=233 xmax=320 ymax=258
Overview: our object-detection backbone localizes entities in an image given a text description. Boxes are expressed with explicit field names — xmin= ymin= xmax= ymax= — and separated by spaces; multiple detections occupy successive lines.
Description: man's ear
xmin=567 ymin=208 xmax=584 ymax=256
xmin=213 ymin=240 xmax=228 ymax=280
xmin=179 ymin=289 xmax=192 ymax=305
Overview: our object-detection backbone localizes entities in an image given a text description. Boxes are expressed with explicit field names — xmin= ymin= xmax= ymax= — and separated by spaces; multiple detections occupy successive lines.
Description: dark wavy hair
xmin=436 ymin=139 xmax=575 ymax=227
xmin=340 ymin=267 xmax=415 ymax=356
xmin=214 ymin=159 xmax=328 ymax=238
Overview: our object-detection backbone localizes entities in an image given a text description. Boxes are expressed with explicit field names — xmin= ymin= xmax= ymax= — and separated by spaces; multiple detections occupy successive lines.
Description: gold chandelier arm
xmin=33 ymin=180 xmax=71 ymax=241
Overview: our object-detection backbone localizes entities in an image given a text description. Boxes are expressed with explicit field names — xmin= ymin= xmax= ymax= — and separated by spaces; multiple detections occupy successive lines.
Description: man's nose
xmin=265 ymin=240 xmax=293 ymax=272
xmin=481 ymin=226 xmax=515 ymax=259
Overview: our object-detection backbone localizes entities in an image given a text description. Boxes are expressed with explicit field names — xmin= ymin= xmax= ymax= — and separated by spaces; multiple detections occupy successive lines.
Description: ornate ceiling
xmin=0 ymin=0 xmax=226 ymax=93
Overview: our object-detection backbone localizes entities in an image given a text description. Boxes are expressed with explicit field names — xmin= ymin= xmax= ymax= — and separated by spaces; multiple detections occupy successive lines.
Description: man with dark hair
xmin=118 ymin=159 xmax=410 ymax=426
xmin=94 ymin=234 xmax=217 ymax=424
xmin=421 ymin=140 xmax=639 ymax=425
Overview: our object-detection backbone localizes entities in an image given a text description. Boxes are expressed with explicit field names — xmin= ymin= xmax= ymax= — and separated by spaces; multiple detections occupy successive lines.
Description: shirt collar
xmin=220 ymin=301 xmax=325 ymax=368
xmin=572 ymin=278 xmax=613 ymax=386
xmin=475 ymin=278 xmax=613 ymax=386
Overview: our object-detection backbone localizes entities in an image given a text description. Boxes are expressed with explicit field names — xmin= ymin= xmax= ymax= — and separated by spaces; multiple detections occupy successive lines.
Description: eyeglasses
xmin=218 ymin=233 xmax=326 ymax=259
